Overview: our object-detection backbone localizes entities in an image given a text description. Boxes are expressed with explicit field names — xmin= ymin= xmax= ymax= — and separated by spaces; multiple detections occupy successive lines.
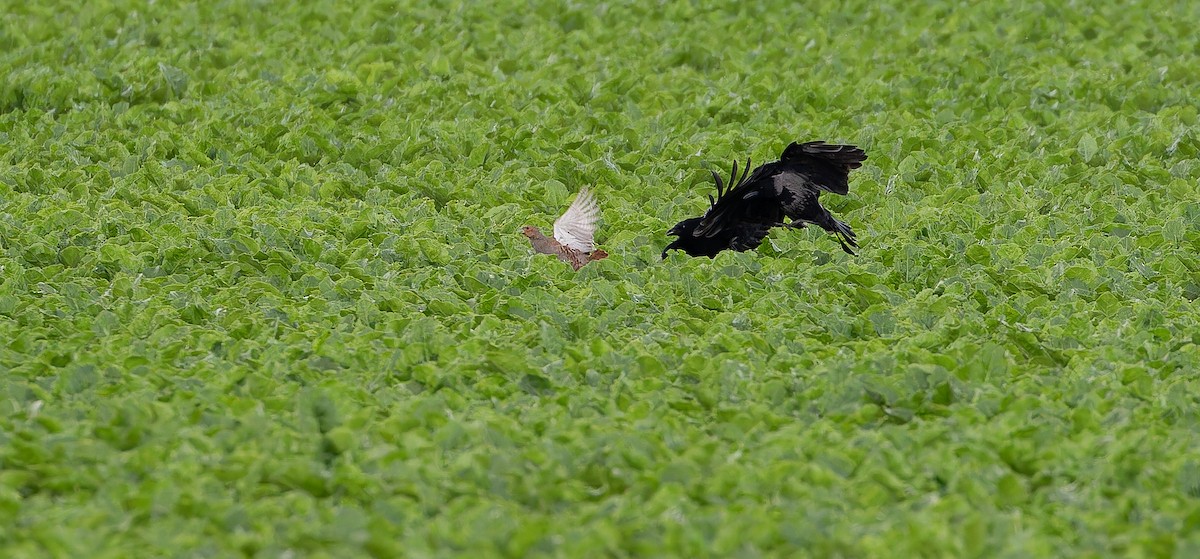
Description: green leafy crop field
xmin=2 ymin=1 xmax=1199 ymax=557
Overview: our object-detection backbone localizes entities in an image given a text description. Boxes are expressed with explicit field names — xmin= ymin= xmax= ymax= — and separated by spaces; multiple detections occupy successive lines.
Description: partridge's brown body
xmin=522 ymin=227 xmax=609 ymax=270
xmin=521 ymin=187 xmax=608 ymax=270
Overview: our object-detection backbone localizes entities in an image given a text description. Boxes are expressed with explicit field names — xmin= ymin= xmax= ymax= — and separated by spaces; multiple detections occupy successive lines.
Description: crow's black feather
xmin=663 ymin=140 xmax=866 ymax=259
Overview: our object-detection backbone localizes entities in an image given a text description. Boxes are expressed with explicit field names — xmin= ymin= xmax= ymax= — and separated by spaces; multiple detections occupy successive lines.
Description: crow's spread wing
xmin=778 ymin=141 xmax=867 ymax=196
xmin=728 ymin=221 xmax=774 ymax=251
xmin=693 ymin=159 xmax=785 ymax=238
xmin=772 ymin=170 xmax=821 ymax=212
xmin=665 ymin=140 xmax=867 ymax=259
xmin=553 ymin=187 xmax=600 ymax=252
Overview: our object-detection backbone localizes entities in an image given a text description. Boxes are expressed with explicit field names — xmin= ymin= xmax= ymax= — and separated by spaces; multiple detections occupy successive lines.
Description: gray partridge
xmin=521 ymin=187 xmax=609 ymax=270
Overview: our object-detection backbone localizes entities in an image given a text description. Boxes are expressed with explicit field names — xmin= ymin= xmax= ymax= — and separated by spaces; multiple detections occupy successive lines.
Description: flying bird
xmin=661 ymin=159 xmax=778 ymax=258
xmin=522 ymin=186 xmax=609 ymax=270
xmin=663 ymin=141 xmax=866 ymax=258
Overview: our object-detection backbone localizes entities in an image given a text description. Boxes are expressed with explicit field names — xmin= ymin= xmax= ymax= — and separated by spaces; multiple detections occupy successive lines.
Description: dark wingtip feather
xmin=831 ymin=218 xmax=858 ymax=255
xmin=709 ymin=169 xmax=724 ymax=198
xmin=782 ymin=141 xmax=868 ymax=168
xmin=838 ymin=235 xmax=858 ymax=255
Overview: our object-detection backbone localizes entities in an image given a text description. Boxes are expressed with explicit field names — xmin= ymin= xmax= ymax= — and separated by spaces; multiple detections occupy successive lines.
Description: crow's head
xmin=665 ymin=217 xmax=702 ymax=238
xmin=662 ymin=217 xmax=706 ymax=258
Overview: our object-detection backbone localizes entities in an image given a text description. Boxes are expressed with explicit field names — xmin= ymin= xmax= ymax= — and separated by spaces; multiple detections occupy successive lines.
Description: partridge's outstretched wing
xmin=552 ymin=187 xmax=600 ymax=253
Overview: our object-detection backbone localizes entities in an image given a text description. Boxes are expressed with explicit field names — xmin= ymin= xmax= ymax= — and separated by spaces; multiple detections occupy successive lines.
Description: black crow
xmin=661 ymin=159 xmax=780 ymax=258
xmin=663 ymin=141 xmax=866 ymax=258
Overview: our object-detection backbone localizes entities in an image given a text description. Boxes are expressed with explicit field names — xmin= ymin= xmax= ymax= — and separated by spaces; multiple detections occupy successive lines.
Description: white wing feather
xmin=552 ymin=187 xmax=600 ymax=252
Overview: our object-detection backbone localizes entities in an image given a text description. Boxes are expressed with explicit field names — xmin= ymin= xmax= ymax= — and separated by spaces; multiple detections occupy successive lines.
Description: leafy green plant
xmin=2 ymin=0 xmax=1199 ymax=557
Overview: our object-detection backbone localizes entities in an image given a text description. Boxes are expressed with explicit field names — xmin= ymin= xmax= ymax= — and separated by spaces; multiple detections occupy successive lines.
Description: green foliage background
xmin=2 ymin=0 xmax=1199 ymax=556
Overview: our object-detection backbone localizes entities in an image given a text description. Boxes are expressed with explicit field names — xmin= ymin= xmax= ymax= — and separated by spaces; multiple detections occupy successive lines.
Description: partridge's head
xmin=520 ymin=225 xmax=540 ymax=238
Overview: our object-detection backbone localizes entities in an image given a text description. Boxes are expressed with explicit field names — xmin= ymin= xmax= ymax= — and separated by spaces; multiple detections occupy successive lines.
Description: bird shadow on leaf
xmin=518 ymin=374 xmax=554 ymax=397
